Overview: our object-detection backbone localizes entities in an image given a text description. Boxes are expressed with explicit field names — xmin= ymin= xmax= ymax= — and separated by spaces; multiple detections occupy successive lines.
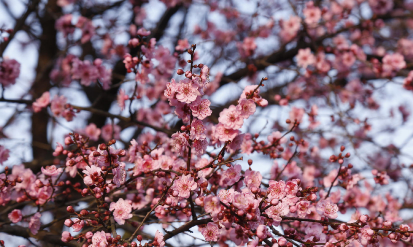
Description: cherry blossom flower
xmin=303 ymin=3 xmax=321 ymax=27
xmin=192 ymin=139 xmax=208 ymax=155
xmin=72 ymin=219 xmax=84 ymax=232
xmin=8 ymin=209 xmax=22 ymax=223
xmin=33 ymin=91 xmax=50 ymax=112
xmin=173 ymin=174 xmax=197 ymax=198
xmin=101 ymin=124 xmax=121 ymax=142
xmin=29 ymin=212 xmax=41 ymax=235
xmin=50 ymin=95 xmax=67 ymax=117
xmin=201 ymin=222 xmax=219 ymax=242
xmin=109 ymin=198 xmax=133 ymax=225
xmin=55 ymin=14 xmax=74 ymax=37
xmin=41 ymin=165 xmax=63 ymax=177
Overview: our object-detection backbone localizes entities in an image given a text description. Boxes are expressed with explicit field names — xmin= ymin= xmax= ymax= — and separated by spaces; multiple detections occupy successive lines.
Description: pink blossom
xmin=265 ymin=201 xmax=289 ymax=223
xmin=50 ymin=95 xmax=67 ymax=117
xmin=238 ymin=99 xmax=256 ymax=119
xmin=368 ymin=0 xmax=393 ymax=15
xmin=137 ymin=28 xmax=150 ymax=36
xmin=85 ymin=123 xmax=101 ymax=141
xmin=296 ymin=48 xmax=315 ymax=68
xmin=154 ymin=230 xmax=165 ymax=247
xmin=221 ymin=164 xmax=242 ymax=186
xmin=256 ymin=225 xmax=269 ymax=239
xmin=29 ymin=212 xmax=41 ymax=235
xmin=55 ymin=14 xmax=74 ymax=37
xmin=0 ymin=58 xmax=20 ymax=87
xmin=204 ymin=195 xmax=221 ymax=216
xmin=244 ymin=170 xmax=262 ymax=190
xmin=192 ymin=139 xmax=208 ymax=155
xmin=170 ymin=132 xmax=188 ymax=155
xmin=216 ymin=123 xmax=240 ymax=142
xmin=61 ymin=231 xmax=71 ymax=242
xmin=281 ymin=16 xmax=301 ymax=36
xmin=226 ymin=133 xmax=245 ymax=153
xmin=201 ymin=222 xmax=219 ymax=242
xmin=37 ymin=186 xmax=52 ymax=205
xmin=113 ymin=162 xmax=126 ymax=187
xmin=41 ymin=165 xmax=63 ymax=177
xmin=383 ymin=53 xmax=406 ymax=72
xmin=8 ymin=209 xmax=22 ymax=223
xmin=218 ymin=189 xmax=235 ymax=205
xmin=219 ymin=105 xmax=244 ymax=129
xmin=72 ymin=219 xmax=84 ymax=232
xmin=109 ymin=198 xmax=133 ymax=225
xmin=33 ymin=92 xmax=50 ymax=112
xmin=190 ymin=97 xmax=212 ymax=120
xmin=117 ymin=89 xmax=129 ymax=111
xmin=176 ymin=80 xmax=199 ymax=103
xmin=83 ymin=165 xmax=102 ymax=186
xmin=0 ymin=145 xmax=10 ymax=165
xmin=175 ymin=39 xmax=189 ymax=51
xmin=303 ymin=4 xmax=321 ymax=27
xmin=76 ymin=17 xmax=95 ymax=44
xmin=101 ymin=124 xmax=121 ymax=142
xmin=296 ymin=201 xmax=311 ymax=218
xmin=190 ymin=119 xmax=206 ymax=140
xmin=173 ymin=174 xmax=197 ymax=198
xmin=316 ymin=199 xmax=339 ymax=219
xmin=71 ymin=58 xmax=99 ymax=86
xmin=267 ymin=180 xmax=286 ymax=201
xmin=90 ymin=231 xmax=108 ymax=247
xmin=240 ymin=37 xmax=257 ymax=57
xmin=359 ymin=226 xmax=374 ymax=245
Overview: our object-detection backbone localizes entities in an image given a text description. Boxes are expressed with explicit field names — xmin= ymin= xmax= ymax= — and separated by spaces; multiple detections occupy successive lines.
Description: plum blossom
xmin=265 ymin=201 xmax=289 ymax=223
xmin=200 ymin=222 xmax=219 ymax=242
xmin=190 ymin=119 xmax=206 ymax=140
xmin=83 ymin=165 xmax=102 ymax=186
xmin=216 ymin=123 xmax=239 ymax=142
xmin=267 ymin=180 xmax=286 ymax=201
xmin=110 ymin=198 xmax=133 ymax=225
xmin=190 ymin=97 xmax=212 ymax=120
xmin=85 ymin=123 xmax=101 ymax=141
xmin=170 ymin=132 xmax=188 ymax=155
xmin=221 ymin=164 xmax=242 ymax=186
xmin=117 ymin=89 xmax=129 ymax=111
xmin=0 ymin=145 xmax=10 ymax=165
xmin=29 ymin=212 xmax=41 ymax=235
xmin=204 ymin=195 xmax=221 ymax=216
xmin=0 ymin=58 xmax=20 ymax=87
xmin=296 ymin=201 xmax=311 ymax=218
xmin=173 ymin=174 xmax=197 ymax=198
xmin=41 ymin=165 xmax=63 ymax=177
xmin=316 ymin=199 xmax=339 ymax=219
xmin=303 ymin=4 xmax=321 ymax=27
xmin=61 ymin=231 xmax=72 ymax=242
xmin=154 ymin=230 xmax=165 ymax=247
xmin=33 ymin=92 xmax=50 ymax=112
xmin=89 ymin=231 xmax=108 ymax=247
xmin=296 ymin=48 xmax=315 ymax=68
xmin=176 ymin=80 xmax=199 ymax=103
xmin=8 ymin=209 xmax=22 ymax=223
xmin=113 ymin=162 xmax=126 ymax=187
xmin=244 ymin=170 xmax=262 ymax=190
xmin=219 ymin=105 xmax=244 ymax=129
xmin=238 ymin=99 xmax=256 ymax=119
